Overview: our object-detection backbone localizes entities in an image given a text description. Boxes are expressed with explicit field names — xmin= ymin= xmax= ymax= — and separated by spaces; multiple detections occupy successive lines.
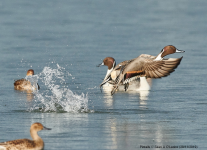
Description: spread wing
xmin=112 ymin=55 xmax=157 ymax=82
xmin=111 ymin=57 xmax=183 ymax=95
xmin=143 ymin=57 xmax=183 ymax=78
xmin=121 ymin=57 xmax=183 ymax=80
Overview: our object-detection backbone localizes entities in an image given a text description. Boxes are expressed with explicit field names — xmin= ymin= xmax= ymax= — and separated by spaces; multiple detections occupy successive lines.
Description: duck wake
xmin=27 ymin=64 xmax=90 ymax=113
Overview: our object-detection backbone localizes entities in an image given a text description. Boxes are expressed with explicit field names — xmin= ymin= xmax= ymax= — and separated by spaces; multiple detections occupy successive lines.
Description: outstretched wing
xmin=111 ymin=57 xmax=183 ymax=95
xmin=143 ymin=57 xmax=183 ymax=78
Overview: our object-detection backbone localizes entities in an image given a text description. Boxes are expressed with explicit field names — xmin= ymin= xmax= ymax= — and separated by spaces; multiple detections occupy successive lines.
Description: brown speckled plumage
xmin=0 ymin=123 xmax=51 ymax=150
xmin=14 ymin=69 xmax=40 ymax=91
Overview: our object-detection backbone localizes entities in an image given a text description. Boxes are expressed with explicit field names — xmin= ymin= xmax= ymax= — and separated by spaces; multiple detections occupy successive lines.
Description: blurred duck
xmin=97 ymin=45 xmax=185 ymax=95
xmin=0 ymin=122 xmax=51 ymax=150
xmin=14 ymin=69 xmax=40 ymax=91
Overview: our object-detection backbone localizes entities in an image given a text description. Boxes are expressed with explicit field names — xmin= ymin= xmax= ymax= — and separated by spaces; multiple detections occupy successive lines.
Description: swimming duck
xmin=0 ymin=122 xmax=51 ymax=150
xmin=14 ymin=69 xmax=40 ymax=91
xmin=97 ymin=45 xmax=185 ymax=95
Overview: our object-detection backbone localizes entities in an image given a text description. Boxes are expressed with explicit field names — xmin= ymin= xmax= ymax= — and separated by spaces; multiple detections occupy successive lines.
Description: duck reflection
xmin=14 ymin=90 xmax=35 ymax=101
xmin=109 ymin=118 xmax=118 ymax=149
xmin=105 ymin=117 xmax=174 ymax=149
xmin=102 ymin=78 xmax=152 ymax=105
xmin=26 ymin=92 xmax=35 ymax=101
xmin=102 ymin=88 xmax=114 ymax=108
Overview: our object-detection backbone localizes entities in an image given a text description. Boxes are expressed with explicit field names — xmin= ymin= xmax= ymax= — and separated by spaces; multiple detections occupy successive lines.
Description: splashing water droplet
xmin=28 ymin=64 xmax=90 ymax=113
xmin=25 ymin=75 xmax=39 ymax=92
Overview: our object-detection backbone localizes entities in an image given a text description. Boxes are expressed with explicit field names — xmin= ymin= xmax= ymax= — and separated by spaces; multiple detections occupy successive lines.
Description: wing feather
xmin=144 ymin=57 xmax=183 ymax=78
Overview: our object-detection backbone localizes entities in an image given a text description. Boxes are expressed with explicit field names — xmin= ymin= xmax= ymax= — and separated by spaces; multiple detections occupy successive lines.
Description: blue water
xmin=0 ymin=0 xmax=207 ymax=149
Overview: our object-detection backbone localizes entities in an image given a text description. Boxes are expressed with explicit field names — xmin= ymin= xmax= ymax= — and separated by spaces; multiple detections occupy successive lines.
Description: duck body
xmin=14 ymin=79 xmax=40 ymax=91
xmin=0 ymin=123 xmax=51 ymax=150
xmin=0 ymin=138 xmax=43 ymax=150
xmin=14 ymin=69 xmax=40 ymax=92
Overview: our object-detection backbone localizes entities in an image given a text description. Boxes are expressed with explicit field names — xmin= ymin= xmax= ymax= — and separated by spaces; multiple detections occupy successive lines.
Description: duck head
xmin=30 ymin=122 xmax=51 ymax=133
xmin=155 ymin=45 xmax=185 ymax=60
xmin=97 ymin=57 xmax=116 ymax=70
xmin=97 ymin=57 xmax=116 ymax=86
xmin=26 ymin=69 xmax=35 ymax=76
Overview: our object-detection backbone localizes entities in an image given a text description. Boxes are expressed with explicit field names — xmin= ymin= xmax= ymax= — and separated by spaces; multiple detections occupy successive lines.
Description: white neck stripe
xmin=154 ymin=53 xmax=163 ymax=61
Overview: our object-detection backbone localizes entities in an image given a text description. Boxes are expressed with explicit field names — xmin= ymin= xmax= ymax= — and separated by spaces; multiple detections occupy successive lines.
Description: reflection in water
xmin=101 ymin=78 xmax=168 ymax=149
xmin=102 ymin=88 xmax=114 ymax=108
xmin=127 ymin=90 xmax=150 ymax=101
xmin=109 ymin=118 xmax=118 ymax=149
xmin=139 ymin=90 xmax=150 ymax=100
xmin=102 ymin=84 xmax=151 ymax=108
xmin=106 ymin=117 xmax=174 ymax=149
xmin=102 ymin=78 xmax=152 ymax=103
xmin=26 ymin=92 xmax=34 ymax=101
xmin=14 ymin=90 xmax=35 ymax=102
xmin=102 ymin=89 xmax=150 ymax=108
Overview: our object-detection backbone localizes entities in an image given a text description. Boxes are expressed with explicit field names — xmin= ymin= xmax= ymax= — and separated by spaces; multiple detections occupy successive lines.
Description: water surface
xmin=0 ymin=0 xmax=207 ymax=149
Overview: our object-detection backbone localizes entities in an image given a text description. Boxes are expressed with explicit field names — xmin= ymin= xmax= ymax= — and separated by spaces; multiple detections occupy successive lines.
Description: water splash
xmin=28 ymin=64 xmax=90 ymax=113
xmin=25 ymin=75 xmax=39 ymax=91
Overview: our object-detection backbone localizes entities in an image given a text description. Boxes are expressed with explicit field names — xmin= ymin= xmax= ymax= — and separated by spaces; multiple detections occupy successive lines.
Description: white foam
xmin=25 ymin=75 xmax=39 ymax=92
xmin=27 ymin=64 xmax=90 ymax=113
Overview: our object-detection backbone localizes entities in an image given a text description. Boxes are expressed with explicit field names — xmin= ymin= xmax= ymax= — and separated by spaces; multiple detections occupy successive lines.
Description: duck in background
xmin=97 ymin=45 xmax=185 ymax=95
xmin=14 ymin=69 xmax=40 ymax=92
xmin=0 ymin=122 xmax=51 ymax=150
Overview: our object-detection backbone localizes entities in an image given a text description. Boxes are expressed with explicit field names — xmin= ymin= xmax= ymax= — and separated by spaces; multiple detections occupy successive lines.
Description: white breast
xmin=110 ymin=70 xmax=117 ymax=80
xmin=0 ymin=145 xmax=6 ymax=150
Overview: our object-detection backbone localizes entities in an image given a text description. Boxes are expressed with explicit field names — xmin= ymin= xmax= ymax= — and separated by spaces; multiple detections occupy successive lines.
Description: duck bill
xmin=176 ymin=49 xmax=185 ymax=53
xmin=97 ymin=62 xmax=104 ymax=67
xmin=43 ymin=126 xmax=52 ymax=130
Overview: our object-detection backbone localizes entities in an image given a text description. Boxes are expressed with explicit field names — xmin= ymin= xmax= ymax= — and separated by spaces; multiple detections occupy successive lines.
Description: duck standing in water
xmin=97 ymin=45 xmax=185 ymax=95
xmin=0 ymin=122 xmax=51 ymax=150
xmin=14 ymin=69 xmax=40 ymax=91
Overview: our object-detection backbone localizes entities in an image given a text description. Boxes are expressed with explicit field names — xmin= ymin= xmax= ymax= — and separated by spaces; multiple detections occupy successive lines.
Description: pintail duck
xmin=14 ymin=69 xmax=40 ymax=91
xmin=97 ymin=45 xmax=185 ymax=95
xmin=0 ymin=122 xmax=51 ymax=150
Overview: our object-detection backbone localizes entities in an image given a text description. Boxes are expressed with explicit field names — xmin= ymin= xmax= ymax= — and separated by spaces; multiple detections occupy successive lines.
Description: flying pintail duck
xmin=0 ymin=122 xmax=51 ymax=150
xmin=97 ymin=45 xmax=185 ymax=95
xmin=14 ymin=69 xmax=40 ymax=91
